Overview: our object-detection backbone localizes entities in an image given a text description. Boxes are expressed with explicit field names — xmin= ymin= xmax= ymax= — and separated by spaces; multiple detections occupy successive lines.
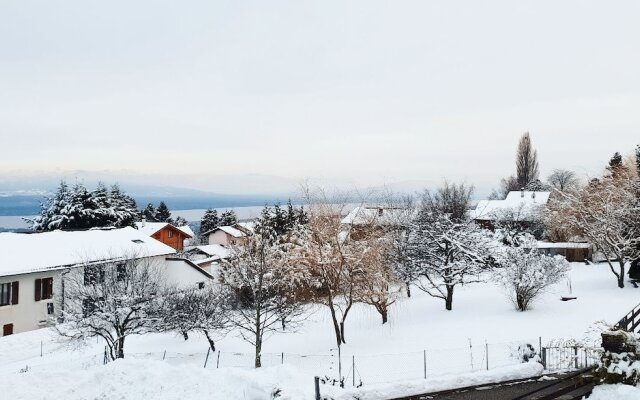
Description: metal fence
xmin=541 ymin=346 xmax=601 ymax=372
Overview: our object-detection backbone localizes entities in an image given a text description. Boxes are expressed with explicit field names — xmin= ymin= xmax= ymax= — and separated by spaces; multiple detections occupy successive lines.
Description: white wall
xmin=0 ymin=270 xmax=60 ymax=335
xmin=161 ymin=259 xmax=211 ymax=289
xmin=208 ymin=230 xmax=232 ymax=246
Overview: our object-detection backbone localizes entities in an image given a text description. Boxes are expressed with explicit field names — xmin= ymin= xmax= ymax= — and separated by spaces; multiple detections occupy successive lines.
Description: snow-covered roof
xmin=0 ymin=227 xmax=176 ymax=277
xmin=470 ymin=191 xmax=551 ymax=221
xmin=214 ymin=226 xmax=247 ymax=238
xmin=134 ymin=222 xmax=193 ymax=238
xmin=341 ymin=206 xmax=411 ymax=226
xmin=236 ymin=221 xmax=255 ymax=233
xmin=536 ymin=241 xmax=591 ymax=249
xmin=195 ymin=244 xmax=230 ymax=259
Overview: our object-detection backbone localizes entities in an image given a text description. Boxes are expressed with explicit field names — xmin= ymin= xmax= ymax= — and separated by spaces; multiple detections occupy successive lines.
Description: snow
xmin=1 ymin=263 xmax=638 ymax=398
xmin=589 ymin=384 xmax=640 ymax=400
xmin=195 ymin=244 xmax=230 ymax=259
xmin=470 ymin=191 xmax=551 ymax=221
xmin=0 ymin=227 xmax=175 ymax=277
xmin=216 ymin=225 xmax=247 ymax=238
xmin=135 ymin=222 xmax=194 ymax=238
xmin=177 ymin=224 xmax=195 ymax=238
xmin=341 ymin=205 xmax=409 ymax=226
xmin=536 ymin=241 xmax=591 ymax=249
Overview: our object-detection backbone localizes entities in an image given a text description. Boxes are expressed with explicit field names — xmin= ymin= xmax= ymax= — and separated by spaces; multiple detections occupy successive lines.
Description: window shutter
xmin=11 ymin=282 xmax=18 ymax=305
xmin=35 ymin=279 xmax=41 ymax=302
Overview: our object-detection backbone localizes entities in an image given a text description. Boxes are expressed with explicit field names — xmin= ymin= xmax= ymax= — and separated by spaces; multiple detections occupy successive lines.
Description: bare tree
xmin=56 ymin=255 xmax=168 ymax=360
xmin=516 ymin=132 xmax=539 ymax=188
xmin=494 ymin=236 xmax=570 ymax=311
xmin=546 ymin=168 xmax=640 ymax=288
xmin=163 ymin=284 xmax=231 ymax=352
xmin=220 ymin=228 xmax=307 ymax=368
xmin=408 ymin=184 xmax=495 ymax=310
xmin=424 ymin=181 xmax=474 ymax=223
xmin=547 ymin=169 xmax=578 ymax=192
xmin=384 ymin=194 xmax=418 ymax=297
xmin=359 ymin=242 xmax=401 ymax=324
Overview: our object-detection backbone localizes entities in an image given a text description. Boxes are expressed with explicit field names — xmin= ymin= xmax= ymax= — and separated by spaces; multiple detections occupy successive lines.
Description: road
xmin=394 ymin=377 xmax=558 ymax=400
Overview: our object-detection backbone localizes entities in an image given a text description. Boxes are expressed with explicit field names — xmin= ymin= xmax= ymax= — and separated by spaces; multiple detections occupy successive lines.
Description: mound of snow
xmin=589 ymin=384 xmax=640 ymax=400
xmin=0 ymin=359 xmax=312 ymax=400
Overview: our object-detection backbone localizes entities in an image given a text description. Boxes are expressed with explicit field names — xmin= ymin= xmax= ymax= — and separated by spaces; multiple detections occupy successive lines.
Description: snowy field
xmin=1 ymin=263 xmax=639 ymax=399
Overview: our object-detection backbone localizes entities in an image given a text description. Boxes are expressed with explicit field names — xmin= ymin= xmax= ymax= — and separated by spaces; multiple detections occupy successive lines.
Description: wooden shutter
xmin=35 ymin=278 xmax=41 ymax=301
xmin=11 ymin=282 xmax=18 ymax=305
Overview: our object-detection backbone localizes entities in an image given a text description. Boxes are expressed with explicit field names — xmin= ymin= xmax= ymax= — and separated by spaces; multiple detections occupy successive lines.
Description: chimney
xmin=521 ymin=188 xmax=525 ymax=198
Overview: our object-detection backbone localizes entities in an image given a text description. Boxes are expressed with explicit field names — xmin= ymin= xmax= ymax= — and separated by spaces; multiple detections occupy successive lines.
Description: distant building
xmin=203 ymin=225 xmax=251 ymax=246
xmin=0 ymin=227 xmax=210 ymax=336
xmin=135 ymin=221 xmax=193 ymax=251
xmin=470 ymin=190 xmax=551 ymax=230
xmin=182 ymin=244 xmax=231 ymax=275
xmin=341 ymin=205 xmax=411 ymax=240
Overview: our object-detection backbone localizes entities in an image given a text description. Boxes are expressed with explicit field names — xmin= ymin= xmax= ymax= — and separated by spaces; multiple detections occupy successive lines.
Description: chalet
xmin=135 ymin=221 xmax=193 ymax=251
xmin=0 ymin=227 xmax=211 ymax=336
xmin=204 ymin=225 xmax=250 ymax=246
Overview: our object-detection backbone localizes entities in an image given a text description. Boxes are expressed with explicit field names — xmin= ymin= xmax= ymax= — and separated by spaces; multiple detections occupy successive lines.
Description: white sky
xmin=1 ymin=1 xmax=639 ymax=193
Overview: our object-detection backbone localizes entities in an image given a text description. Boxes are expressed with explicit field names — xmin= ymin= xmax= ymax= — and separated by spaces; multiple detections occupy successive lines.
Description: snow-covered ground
xmin=589 ymin=384 xmax=640 ymax=400
xmin=1 ymin=263 xmax=638 ymax=399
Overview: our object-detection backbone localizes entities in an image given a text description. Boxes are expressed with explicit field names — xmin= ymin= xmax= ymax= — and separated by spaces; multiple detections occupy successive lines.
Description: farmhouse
xmin=135 ymin=221 xmax=193 ymax=250
xmin=0 ymin=227 xmax=211 ymax=336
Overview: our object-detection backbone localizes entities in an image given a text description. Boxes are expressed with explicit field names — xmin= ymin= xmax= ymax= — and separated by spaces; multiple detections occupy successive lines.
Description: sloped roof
xmin=195 ymin=244 xmax=230 ymax=259
xmin=213 ymin=225 xmax=246 ymax=238
xmin=134 ymin=222 xmax=193 ymax=238
xmin=341 ymin=206 xmax=412 ymax=226
xmin=470 ymin=191 xmax=551 ymax=221
xmin=0 ymin=227 xmax=176 ymax=277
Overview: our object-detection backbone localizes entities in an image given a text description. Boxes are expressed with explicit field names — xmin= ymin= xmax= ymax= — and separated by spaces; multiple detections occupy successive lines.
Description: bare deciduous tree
xmin=56 ymin=255 xmax=168 ymax=360
xmin=547 ymin=169 xmax=578 ymax=192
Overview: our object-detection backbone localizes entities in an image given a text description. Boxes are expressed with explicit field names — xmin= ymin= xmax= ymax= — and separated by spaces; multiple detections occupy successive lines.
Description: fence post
xmin=423 ymin=350 xmax=427 ymax=379
xmin=485 ymin=342 xmax=489 ymax=371
xmin=541 ymin=347 xmax=546 ymax=369
xmin=162 ymin=350 xmax=166 ymax=361
xmin=40 ymin=341 xmax=43 ymax=357
xmin=338 ymin=346 xmax=342 ymax=384
xmin=573 ymin=346 xmax=578 ymax=369
xmin=216 ymin=350 xmax=221 ymax=368
xmin=314 ymin=376 xmax=321 ymax=400
xmin=352 ymin=355 xmax=355 ymax=387
xmin=281 ymin=352 xmax=284 ymax=365
xmin=204 ymin=347 xmax=211 ymax=368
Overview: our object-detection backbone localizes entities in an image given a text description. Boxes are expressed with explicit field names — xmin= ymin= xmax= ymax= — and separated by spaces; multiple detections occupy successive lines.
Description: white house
xmin=205 ymin=225 xmax=249 ymax=246
xmin=470 ymin=190 xmax=551 ymax=225
xmin=0 ymin=227 xmax=211 ymax=336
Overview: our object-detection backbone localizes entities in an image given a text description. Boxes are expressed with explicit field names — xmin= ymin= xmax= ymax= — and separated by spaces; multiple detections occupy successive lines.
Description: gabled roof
xmin=204 ymin=225 xmax=247 ymax=238
xmin=164 ymin=257 xmax=214 ymax=279
xmin=470 ymin=191 xmax=551 ymax=221
xmin=0 ymin=227 xmax=176 ymax=277
xmin=195 ymin=244 xmax=230 ymax=259
xmin=134 ymin=222 xmax=193 ymax=238
xmin=341 ymin=206 xmax=412 ymax=226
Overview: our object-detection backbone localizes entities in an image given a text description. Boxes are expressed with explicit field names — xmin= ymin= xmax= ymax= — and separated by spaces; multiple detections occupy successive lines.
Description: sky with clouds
xmin=1 ymin=0 xmax=639 ymax=193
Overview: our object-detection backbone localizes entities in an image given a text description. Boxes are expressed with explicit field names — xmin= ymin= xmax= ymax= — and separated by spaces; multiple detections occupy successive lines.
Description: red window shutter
xmin=11 ymin=282 xmax=18 ymax=305
xmin=35 ymin=278 xmax=41 ymax=302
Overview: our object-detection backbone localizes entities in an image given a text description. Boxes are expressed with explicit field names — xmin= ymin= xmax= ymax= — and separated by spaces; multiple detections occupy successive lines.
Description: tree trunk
xmin=406 ymin=283 xmax=411 ymax=298
xmin=203 ymin=330 xmax=216 ymax=352
xmin=116 ymin=336 xmax=125 ymax=359
xmin=254 ymin=334 xmax=262 ymax=368
xmin=445 ymin=286 xmax=454 ymax=311
xmin=328 ymin=299 xmax=342 ymax=348
xmin=340 ymin=321 xmax=346 ymax=344
xmin=182 ymin=331 xmax=189 ymax=340
xmin=381 ymin=309 xmax=388 ymax=324
xmin=618 ymin=261 xmax=625 ymax=288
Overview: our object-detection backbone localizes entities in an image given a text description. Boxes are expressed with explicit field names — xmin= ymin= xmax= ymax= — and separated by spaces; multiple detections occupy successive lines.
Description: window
xmin=168 ymin=230 xmax=174 ymax=238
xmin=35 ymin=278 xmax=53 ymax=301
xmin=0 ymin=282 xmax=18 ymax=306
xmin=84 ymin=266 xmax=105 ymax=285
xmin=116 ymin=264 xmax=127 ymax=282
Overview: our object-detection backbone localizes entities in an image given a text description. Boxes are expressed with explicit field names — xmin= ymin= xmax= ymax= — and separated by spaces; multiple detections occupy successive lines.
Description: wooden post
xmin=204 ymin=347 xmax=211 ymax=368
xmin=40 ymin=341 xmax=43 ymax=357
xmin=485 ymin=342 xmax=489 ymax=370
xmin=352 ymin=355 xmax=355 ymax=387
xmin=541 ymin=347 xmax=546 ymax=369
xmin=338 ymin=346 xmax=342 ymax=384
xmin=281 ymin=352 xmax=284 ymax=365
xmin=216 ymin=350 xmax=221 ymax=368
xmin=162 ymin=350 xmax=166 ymax=360
xmin=314 ymin=376 xmax=321 ymax=400
xmin=423 ymin=350 xmax=427 ymax=379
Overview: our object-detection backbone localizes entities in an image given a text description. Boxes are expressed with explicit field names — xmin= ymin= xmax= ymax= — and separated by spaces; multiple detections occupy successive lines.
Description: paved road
xmin=398 ymin=378 xmax=557 ymax=400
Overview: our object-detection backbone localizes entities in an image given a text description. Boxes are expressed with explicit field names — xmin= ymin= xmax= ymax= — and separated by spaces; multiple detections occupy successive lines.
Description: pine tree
xmin=200 ymin=209 xmax=220 ymax=236
xmin=219 ymin=209 xmax=238 ymax=226
xmin=142 ymin=203 xmax=158 ymax=222
xmin=155 ymin=201 xmax=172 ymax=222
xmin=109 ymin=184 xmax=139 ymax=228
xmin=607 ymin=152 xmax=624 ymax=178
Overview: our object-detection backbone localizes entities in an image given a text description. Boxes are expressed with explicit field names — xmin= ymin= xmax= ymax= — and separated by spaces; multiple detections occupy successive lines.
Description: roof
xmin=210 ymin=225 xmax=246 ymax=238
xmin=134 ymin=222 xmax=193 ymax=238
xmin=536 ymin=241 xmax=592 ymax=249
xmin=470 ymin=191 xmax=551 ymax=221
xmin=164 ymin=257 xmax=214 ymax=279
xmin=195 ymin=244 xmax=230 ymax=259
xmin=0 ymin=227 xmax=176 ymax=277
xmin=341 ymin=206 xmax=412 ymax=226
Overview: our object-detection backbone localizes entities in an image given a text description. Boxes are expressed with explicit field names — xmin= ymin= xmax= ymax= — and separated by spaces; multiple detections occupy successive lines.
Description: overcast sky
xmin=1 ymin=1 xmax=639 ymax=194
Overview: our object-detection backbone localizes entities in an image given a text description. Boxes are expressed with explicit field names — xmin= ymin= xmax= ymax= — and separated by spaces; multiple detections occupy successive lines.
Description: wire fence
xmin=2 ymin=337 xmax=603 ymax=386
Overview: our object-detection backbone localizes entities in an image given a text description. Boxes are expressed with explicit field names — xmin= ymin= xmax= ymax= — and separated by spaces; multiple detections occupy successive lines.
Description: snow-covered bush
xmin=494 ymin=237 xmax=570 ymax=311
xmin=598 ymin=352 xmax=640 ymax=385
xmin=511 ymin=343 xmax=538 ymax=363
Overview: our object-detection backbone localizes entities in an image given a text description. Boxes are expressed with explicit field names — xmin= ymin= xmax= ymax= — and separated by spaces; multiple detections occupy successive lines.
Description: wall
xmin=208 ymin=230 xmax=232 ymax=246
xmin=152 ymin=226 xmax=188 ymax=250
xmin=0 ymin=270 xmax=61 ymax=335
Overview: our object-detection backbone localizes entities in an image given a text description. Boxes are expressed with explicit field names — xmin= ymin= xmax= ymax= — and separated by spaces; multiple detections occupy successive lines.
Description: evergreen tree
xmin=635 ymin=145 xmax=640 ymax=176
xmin=200 ymin=209 xmax=220 ymax=235
xmin=155 ymin=201 xmax=172 ymax=222
xmin=172 ymin=216 xmax=188 ymax=227
xmin=109 ymin=184 xmax=139 ymax=228
xmin=607 ymin=152 xmax=624 ymax=177
xmin=219 ymin=209 xmax=238 ymax=226
xmin=142 ymin=203 xmax=158 ymax=222
xmin=28 ymin=181 xmax=71 ymax=232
